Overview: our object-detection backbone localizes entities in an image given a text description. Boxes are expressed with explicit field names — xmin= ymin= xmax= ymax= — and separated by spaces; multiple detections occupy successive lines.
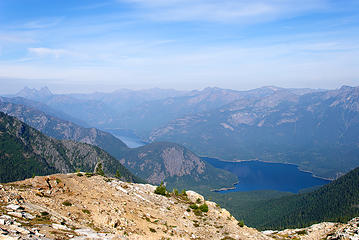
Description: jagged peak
xmin=39 ymin=86 xmax=53 ymax=95
xmin=16 ymin=86 xmax=53 ymax=98
xmin=338 ymin=85 xmax=359 ymax=92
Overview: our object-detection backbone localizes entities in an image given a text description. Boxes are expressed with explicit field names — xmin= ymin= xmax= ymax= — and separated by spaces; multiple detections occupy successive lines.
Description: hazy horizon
xmin=1 ymin=0 xmax=358 ymax=94
xmin=1 ymin=83 xmax=356 ymax=96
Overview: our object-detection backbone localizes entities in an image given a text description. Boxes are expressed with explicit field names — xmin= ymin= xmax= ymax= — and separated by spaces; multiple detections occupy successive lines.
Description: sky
xmin=0 ymin=0 xmax=358 ymax=94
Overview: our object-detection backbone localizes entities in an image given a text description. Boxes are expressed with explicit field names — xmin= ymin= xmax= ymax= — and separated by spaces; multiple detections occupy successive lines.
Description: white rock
xmin=186 ymin=191 xmax=204 ymax=203
xmin=262 ymin=230 xmax=276 ymax=235
xmin=52 ymin=223 xmax=71 ymax=231
xmin=0 ymin=236 xmax=20 ymax=240
xmin=6 ymin=205 xmax=20 ymax=211
xmin=75 ymin=228 xmax=96 ymax=236
xmin=10 ymin=225 xmax=30 ymax=234
xmin=7 ymin=212 xmax=22 ymax=218
xmin=22 ymin=212 xmax=35 ymax=220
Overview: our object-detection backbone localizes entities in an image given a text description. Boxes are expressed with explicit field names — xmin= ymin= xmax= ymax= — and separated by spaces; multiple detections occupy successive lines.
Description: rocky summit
xmin=0 ymin=173 xmax=358 ymax=240
xmin=0 ymin=173 xmax=269 ymax=240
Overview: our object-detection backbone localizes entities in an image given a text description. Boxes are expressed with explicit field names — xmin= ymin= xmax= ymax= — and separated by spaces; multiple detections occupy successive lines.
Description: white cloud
xmin=23 ymin=18 xmax=63 ymax=29
xmin=28 ymin=47 xmax=73 ymax=58
xmin=119 ymin=0 xmax=327 ymax=23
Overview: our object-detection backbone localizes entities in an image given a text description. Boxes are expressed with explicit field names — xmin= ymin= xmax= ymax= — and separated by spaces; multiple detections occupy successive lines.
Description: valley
xmin=1 ymin=2 xmax=358 ymax=238
xmin=1 ymin=85 xmax=359 ymax=233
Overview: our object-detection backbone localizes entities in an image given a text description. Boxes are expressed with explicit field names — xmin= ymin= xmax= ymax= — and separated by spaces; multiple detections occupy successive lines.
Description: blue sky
xmin=0 ymin=0 xmax=358 ymax=93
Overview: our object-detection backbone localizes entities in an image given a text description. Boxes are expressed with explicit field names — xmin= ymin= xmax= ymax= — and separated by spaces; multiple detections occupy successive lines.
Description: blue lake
xmin=202 ymin=157 xmax=331 ymax=193
xmin=105 ymin=129 xmax=146 ymax=148
xmin=115 ymin=135 xmax=146 ymax=148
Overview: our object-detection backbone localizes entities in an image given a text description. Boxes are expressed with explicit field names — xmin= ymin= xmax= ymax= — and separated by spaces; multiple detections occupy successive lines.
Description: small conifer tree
xmin=95 ymin=163 xmax=105 ymax=176
xmin=115 ymin=170 xmax=121 ymax=179
xmin=154 ymin=181 xmax=167 ymax=196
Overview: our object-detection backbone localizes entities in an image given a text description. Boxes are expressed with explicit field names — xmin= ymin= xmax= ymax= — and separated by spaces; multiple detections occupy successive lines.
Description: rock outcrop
xmin=0 ymin=173 xmax=270 ymax=240
xmin=264 ymin=217 xmax=359 ymax=240
xmin=1 ymin=174 xmax=358 ymax=240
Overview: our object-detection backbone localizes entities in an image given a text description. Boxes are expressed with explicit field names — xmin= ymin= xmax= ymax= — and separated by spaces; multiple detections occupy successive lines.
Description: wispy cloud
xmin=119 ymin=0 xmax=327 ymax=23
xmin=28 ymin=47 xmax=73 ymax=59
xmin=23 ymin=18 xmax=64 ymax=29
xmin=0 ymin=0 xmax=357 ymax=93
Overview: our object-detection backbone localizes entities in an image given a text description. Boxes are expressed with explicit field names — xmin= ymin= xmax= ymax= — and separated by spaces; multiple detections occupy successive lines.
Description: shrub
xmin=41 ymin=211 xmax=49 ymax=216
xmin=238 ymin=220 xmax=244 ymax=227
xmin=77 ymin=173 xmax=83 ymax=177
xmin=196 ymin=198 xmax=202 ymax=204
xmin=189 ymin=204 xmax=198 ymax=209
xmin=181 ymin=189 xmax=187 ymax=196
xmin=199 ymin=203 xmax=208 ymax=212
xmin=62 ymin=200 xmax=72 ymax=206
xmin=296 ymin=230 xmax=307 ymax=235
xmin=82 ymin=209 xmax=91 ymax=215
xmin=173 ymin=188 xmax=179 ymax=196
xmin=85 ymin=172 xmax=94 ymax=177
xmin=193 ymin=208 xmax=202 ymax=216
xmin=149 ymin=227 xmax=156 ymax=233
xmin=115 ymin=170 xmax=121 ymax=179
xmin=154 ymin=181 xmax=167 ymax=196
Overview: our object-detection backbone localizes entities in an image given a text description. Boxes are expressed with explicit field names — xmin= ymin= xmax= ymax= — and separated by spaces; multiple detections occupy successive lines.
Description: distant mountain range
xmin=0 ymin=98 xmax=236 ymax=191
xmin=11 ymin=85 xmax=359 ymax=179
xmin=150 ymin=86 xmax=359 ymax=179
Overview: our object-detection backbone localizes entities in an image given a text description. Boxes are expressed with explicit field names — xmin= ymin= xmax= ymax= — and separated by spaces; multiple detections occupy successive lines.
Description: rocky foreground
xmin=0 ymin=173 xmax=358 ymax=240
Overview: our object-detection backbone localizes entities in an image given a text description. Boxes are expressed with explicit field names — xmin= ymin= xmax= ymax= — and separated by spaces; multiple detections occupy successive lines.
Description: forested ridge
xmin=229 ymin=166 xmax=359 ymax=230
xmin=0 ymin=111 xmax=142 ymax=183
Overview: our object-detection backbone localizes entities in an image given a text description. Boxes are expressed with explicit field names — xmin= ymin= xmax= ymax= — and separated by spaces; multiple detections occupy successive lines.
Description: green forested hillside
xmin=0 ymin=112 xmax=141 ymax=183
xmin=0 ymin=100 xmax=128 ymax=159
xmin=0 ymin=101 xmax=237 ymax=191
xmin=223 ymin=166 xmax=359 ymax=230
xmin=119 ymin=142 xmax=237 ymax=191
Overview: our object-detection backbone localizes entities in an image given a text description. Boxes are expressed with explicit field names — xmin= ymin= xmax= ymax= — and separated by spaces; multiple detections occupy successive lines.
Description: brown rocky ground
xmin=1 ymin=173 xmax=358 ymax=240
xmin=0 ymin=173 xmax=270 ymax=240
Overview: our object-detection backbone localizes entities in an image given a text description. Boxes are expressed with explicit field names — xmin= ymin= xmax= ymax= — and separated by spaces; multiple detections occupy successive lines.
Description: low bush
xmin=82 ymin=209 xmax=91 ymax=215
xmin=193 ymin=208 xmax=202 ymax=216
xmin=189 ymin=204 xmax=198 ymax=209
xmin=199 ymin=203 xmax=208 ymax=212
xmin=154 ymin=181 xmax=167 ymax=196
xmin=238 ymin=220 xmax=244 ymax=227
xmin=62 ymin=200 xmax=72 ymax=206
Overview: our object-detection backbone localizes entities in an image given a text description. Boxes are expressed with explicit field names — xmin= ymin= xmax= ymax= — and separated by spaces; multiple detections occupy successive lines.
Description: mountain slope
xmin=0 ymin=112 xmax=140 ymax=183
xmin=150 ymin=86 xmax=359 ymax=179
xmin=0 ymin=173 xmax=271 ymax=240
xmin=0 ymin=100 xmax=237 ymax=191
xmin=119 ymin=142 xmax=238 ymax=191
xmin=0 ymin=99 xmax=129 ymax=159
xmin=13 ymin=87 xmax=186 ymax=130
xmin=0 ymin=96 xmax=88 ymax=127
xmin=228 ymin=166 xmax=359 ymax=230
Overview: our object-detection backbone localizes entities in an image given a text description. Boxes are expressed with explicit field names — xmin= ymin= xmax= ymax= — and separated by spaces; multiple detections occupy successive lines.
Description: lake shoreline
xmin=202 ymin=156 xmax=331 ymax=193
xmin=211 ymin=181 xmax=239 ymax=192
xmin=200 ymin=155 xmax=334 ymax=181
